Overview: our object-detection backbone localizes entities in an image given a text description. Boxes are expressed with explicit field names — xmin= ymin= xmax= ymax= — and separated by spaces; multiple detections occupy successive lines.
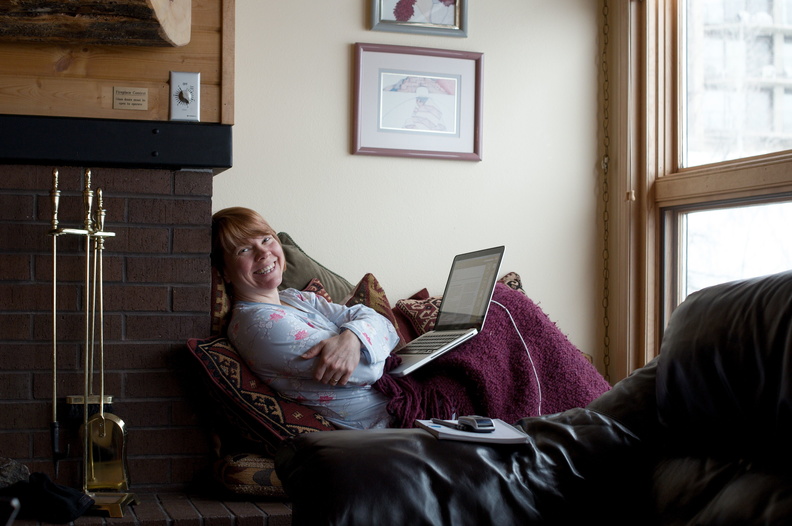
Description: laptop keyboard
xmin=399 ymin=331 xmax=467 ymax=354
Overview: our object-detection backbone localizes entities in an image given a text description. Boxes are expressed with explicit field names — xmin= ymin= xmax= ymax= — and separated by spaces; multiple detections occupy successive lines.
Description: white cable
xmin=490 ymin=300 xmax=543 ymax=416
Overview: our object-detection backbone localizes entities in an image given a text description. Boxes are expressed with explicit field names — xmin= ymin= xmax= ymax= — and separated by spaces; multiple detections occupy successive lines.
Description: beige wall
xmin=214 ymin=0 xmax=603 ymax=368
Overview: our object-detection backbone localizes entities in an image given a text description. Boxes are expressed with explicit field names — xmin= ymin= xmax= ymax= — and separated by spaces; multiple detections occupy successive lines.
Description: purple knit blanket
xmin=375 ymin=283 xmax=612 ymax=427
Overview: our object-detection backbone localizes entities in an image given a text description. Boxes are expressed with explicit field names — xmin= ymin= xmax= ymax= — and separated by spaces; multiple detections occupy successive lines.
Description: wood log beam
xmin=0 ymin=0 xmax=191 ymax=47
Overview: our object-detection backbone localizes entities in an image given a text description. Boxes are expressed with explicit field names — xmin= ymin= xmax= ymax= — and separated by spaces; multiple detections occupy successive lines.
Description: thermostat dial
xmin=169 ymin=71 xmax=200 ymax=122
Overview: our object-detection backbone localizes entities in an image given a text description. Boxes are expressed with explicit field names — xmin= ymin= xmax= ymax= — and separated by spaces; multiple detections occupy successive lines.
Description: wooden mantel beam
xmin=0 ymin=0 xmax=191 ymax=47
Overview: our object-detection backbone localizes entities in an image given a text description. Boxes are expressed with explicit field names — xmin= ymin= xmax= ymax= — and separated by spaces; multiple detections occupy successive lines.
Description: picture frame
xmin=353 ymin=43 xmax=483 ymax=161
xmin=371 ymin=0 xmax=468 ymax=37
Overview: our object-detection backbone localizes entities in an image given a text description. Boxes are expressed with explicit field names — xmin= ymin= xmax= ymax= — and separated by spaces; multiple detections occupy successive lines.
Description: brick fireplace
xmin=0 ymin=163 xmax=218 ymax=492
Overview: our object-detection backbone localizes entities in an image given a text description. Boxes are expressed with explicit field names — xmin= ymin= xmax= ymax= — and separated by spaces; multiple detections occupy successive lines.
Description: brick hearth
xmin=0 ymin=164 xmax=218 ymax=492
xmin=15 ymin=494 xmax=293 ymax=526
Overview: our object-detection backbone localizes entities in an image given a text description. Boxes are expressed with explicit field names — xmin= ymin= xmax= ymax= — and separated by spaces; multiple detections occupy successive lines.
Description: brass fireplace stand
xmin=49 ymin=168 xmax=138 ymax=518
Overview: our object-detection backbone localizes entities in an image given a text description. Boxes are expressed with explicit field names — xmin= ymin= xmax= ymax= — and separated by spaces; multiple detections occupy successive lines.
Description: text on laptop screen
xmin=435 ymin=251 xmax=502 ymax=330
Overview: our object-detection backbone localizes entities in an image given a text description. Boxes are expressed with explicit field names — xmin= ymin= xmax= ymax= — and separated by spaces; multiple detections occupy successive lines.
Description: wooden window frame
xmin=607 ymin=0 xmax=792 ymax=382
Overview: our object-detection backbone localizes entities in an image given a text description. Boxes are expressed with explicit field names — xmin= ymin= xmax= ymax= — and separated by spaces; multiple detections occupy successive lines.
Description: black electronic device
xmin=431 ymin=415 xmax=495 ymax=433
xmin=457 ymin=415 xmax=495 ymax=433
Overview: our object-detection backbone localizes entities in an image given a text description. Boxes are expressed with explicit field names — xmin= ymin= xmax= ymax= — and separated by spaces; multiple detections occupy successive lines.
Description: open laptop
xmin=388 ymin=246 xmax=505 ymax=377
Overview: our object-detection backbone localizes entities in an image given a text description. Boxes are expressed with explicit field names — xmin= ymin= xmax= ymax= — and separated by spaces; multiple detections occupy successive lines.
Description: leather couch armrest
xmin=585 ymin=357 xmax=663 ymax=443
xmin=276 ymin=409 xmax=652 ymax=526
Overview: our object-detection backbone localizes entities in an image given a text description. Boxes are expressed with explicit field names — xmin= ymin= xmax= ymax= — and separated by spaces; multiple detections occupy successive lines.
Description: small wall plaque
xmin=113 ymin=87 xmax=149 ymax=111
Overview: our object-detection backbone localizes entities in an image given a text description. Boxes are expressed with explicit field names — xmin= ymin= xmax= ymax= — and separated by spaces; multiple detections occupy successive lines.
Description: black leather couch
xmin=275 ymin=271 xmax=792 ymax=525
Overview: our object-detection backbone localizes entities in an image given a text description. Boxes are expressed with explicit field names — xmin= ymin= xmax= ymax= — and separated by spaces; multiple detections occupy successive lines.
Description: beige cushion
xmin=278 ymin=232 xmax=354 ymax=301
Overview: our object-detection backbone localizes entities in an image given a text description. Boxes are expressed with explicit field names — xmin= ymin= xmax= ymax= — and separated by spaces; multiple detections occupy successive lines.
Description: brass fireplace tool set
xmin=49 ymin=168 xmax=137 ymax=518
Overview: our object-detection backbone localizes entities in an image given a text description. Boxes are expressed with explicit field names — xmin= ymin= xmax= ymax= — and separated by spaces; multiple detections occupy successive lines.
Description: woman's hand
xmin=300 ymin=330 xmax=362 ymax=386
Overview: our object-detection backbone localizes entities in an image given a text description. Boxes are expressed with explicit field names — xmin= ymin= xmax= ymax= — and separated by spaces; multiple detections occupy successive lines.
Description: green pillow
xmin=277 ymin=232 xmax=354 ymax=301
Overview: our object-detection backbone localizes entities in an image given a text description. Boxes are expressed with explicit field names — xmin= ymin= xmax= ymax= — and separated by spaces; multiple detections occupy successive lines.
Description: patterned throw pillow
xmin=186 ymin=336 xmax=337 ymax=457
xmin=211 ymin=266 xmax=232 ymax=336
xmin=301 ymin=277 xmax=333 ymax=303
xmin=344 ymin=273 xmax=409 ymax=345
xmin=394 ymin=295 xmax=443 ymax=335
xmin=213 ymin=453 xmax=287 ymax=498
xmin=499 ymin=271 xmax=527 ymax=296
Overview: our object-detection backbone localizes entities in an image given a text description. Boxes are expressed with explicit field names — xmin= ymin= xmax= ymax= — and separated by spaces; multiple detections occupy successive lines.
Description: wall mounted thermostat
xmin=169 ymin=71 xmax=200 ymax=122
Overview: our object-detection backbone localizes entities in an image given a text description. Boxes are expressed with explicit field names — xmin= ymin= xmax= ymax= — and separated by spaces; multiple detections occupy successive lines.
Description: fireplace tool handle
xmin=81 ymin=170 xmax=94 ymax=494
xmin=49 ymin=169 xmax=67 ymax=477
xmin=96 ymin=189 xmax=106 ymax=428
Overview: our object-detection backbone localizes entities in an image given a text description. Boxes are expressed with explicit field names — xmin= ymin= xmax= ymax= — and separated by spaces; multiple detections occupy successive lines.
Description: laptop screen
xmin=434 ymin=246 xmax=504 ymax=331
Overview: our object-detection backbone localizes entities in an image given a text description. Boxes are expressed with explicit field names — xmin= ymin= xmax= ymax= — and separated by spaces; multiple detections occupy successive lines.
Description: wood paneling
xmin=0 ymin=0 xmax=233 ymax=125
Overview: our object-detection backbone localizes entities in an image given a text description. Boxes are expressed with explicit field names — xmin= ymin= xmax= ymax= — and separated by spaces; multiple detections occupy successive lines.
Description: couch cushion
xmin=211 ymin=266 xmax=232 ymax=336
xmin=394 ymin=295 xmax=442 ymax=335
xmin=214 ymin=452 xmax=287 ymax=498
xmin=301 ymin=277 xmax=333 ymax=303
xmin=278 ymin=232 xmax=354 ymax=301
xmin=656 ymin=270 xmax=792 ymax=446
xmin=651 ymin=453 xmax=792 ymax=525
xmin=187 ymin=336 xmax=337 ymax=456
xmin=343 ymin=272 xmax=408 ymax=345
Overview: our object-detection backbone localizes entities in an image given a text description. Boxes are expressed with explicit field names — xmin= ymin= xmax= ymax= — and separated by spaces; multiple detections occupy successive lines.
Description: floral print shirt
xmin=228 ymin=289 xmax=399 ymax=429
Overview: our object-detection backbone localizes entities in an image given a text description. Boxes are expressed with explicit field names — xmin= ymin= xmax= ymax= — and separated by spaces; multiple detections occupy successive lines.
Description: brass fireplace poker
xmin=49 ymin=169 xmax=137 ymax=518
xmin=49 ymin=169 xmax=66 ymax=477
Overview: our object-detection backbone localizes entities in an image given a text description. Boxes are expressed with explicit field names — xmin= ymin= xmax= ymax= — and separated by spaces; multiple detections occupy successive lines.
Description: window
xmin=684 ymin=1 xmax=788 ymax=166
xmin=605 ymin=0 xmax=792 ymax=381
xmin=673 ymin=0 xmax=792 ymax=302
xmin=671 ymin=200 xmax=792 ymax=300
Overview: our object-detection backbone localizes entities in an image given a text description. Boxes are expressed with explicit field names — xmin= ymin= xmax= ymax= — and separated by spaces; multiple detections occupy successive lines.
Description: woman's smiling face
xmin=223 ymin=234 xmax=286 ymax=303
